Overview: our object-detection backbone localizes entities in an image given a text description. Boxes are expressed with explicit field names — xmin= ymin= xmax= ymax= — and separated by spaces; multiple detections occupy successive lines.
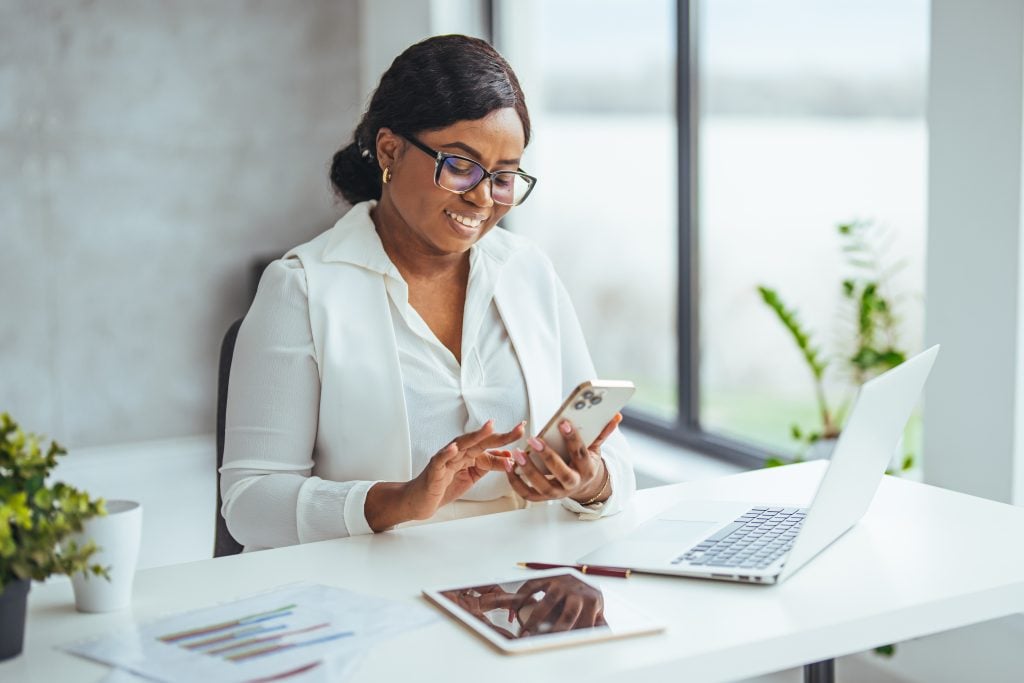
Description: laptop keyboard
xmin=671 ymin=507 xmax=807 ymax=570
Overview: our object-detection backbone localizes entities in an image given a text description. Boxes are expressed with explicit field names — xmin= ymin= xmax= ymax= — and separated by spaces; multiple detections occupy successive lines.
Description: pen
xmin=517 ymin=562 xmax=631 ymax=578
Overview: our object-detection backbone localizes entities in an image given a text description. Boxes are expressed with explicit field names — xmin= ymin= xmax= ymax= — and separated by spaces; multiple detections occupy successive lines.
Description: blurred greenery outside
xmin=629 ymin=378 xmax=678 ymax=422
xmin=702 ymin=389 xmax=923 ymax=467
xmin=627 ymin=379 xmax=922 ymax=470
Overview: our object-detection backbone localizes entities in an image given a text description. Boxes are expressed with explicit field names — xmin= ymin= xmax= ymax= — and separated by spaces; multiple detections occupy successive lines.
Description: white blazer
xmin=222 ymin=202 xmax=635 ymax=547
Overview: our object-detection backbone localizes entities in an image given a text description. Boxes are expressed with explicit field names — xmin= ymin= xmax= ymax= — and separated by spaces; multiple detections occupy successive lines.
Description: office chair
xmin=215 ymin=317 xmax=245 ymax=557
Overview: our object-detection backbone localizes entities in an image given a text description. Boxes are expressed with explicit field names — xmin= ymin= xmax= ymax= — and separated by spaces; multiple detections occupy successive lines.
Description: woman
xmin=221 ymin=35 xmax=635 ymax=550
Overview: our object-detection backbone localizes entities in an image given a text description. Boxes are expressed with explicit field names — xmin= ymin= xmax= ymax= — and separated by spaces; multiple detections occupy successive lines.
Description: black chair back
xmin=215 ymin=318 xmax=245 ymax=557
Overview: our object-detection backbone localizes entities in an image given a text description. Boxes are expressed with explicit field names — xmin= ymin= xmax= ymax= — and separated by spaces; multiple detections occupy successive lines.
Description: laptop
xmin=580 ymin=345 xmax=940 ymax=585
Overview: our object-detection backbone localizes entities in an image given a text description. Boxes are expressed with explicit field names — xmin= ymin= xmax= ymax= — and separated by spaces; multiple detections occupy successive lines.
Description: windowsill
xmin=622 ymin=426 xmax=747 ymax=488
xmin=53 ymin=435 xmax=216 ymax=570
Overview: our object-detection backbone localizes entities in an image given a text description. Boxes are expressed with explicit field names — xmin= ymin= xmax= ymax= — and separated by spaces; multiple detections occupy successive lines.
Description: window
xmin=494 ymin=0 xmax=678 ymax=420
xmin=496 ymin=1 xmax=928 ymax=465
xmin=697 ymin=0 xmax=929 ymax=459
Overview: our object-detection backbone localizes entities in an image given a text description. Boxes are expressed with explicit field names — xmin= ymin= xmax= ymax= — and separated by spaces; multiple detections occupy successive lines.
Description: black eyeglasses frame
xmin=402 ymin=135 xmax=537 ymax=206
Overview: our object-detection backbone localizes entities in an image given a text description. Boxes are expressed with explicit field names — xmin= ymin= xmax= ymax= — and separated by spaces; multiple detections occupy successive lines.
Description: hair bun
xmin=330 ymin=142 xmax=382 ymax=205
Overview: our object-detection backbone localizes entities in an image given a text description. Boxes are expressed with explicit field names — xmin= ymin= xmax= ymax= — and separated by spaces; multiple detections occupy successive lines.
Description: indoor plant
xmin=757 ymin=220 xmax=914 ymax=472
xmin=0 ymin=412 xmax=106 ymax=660
xmin=757 ymin=221 xmax=915 ymax=657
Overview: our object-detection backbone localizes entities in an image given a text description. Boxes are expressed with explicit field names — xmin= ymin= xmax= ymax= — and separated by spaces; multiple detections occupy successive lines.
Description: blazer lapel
xmin=308 ymin=265 xmax=413 ymax=483
xmin=338 ymin=274 xmax=412 ymax=480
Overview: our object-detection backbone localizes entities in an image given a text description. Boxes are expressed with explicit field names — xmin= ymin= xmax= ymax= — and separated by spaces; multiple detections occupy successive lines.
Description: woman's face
xmin=376 ymin=107 xmax=526 ymax=256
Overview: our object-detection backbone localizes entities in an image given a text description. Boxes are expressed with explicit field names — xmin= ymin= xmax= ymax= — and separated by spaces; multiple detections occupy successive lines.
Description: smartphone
xmin=526 ymin=380 xmax=635 ymax=472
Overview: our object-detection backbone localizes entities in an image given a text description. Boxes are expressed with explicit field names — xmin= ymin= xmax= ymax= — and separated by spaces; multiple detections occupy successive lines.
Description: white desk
xmin=5 ymin=462 xmax=1024 ymax=683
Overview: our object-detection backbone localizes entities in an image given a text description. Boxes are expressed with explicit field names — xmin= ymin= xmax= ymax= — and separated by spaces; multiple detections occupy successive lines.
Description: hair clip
xmin=357 ymin=140 xmax=375 ymax=162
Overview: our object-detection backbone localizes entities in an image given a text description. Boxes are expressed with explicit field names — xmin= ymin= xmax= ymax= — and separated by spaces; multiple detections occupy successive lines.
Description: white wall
xmin=924 ymin=0 xmax=1024 ymax=506
xmin=359 ymin=0 xmax=489 ymax=99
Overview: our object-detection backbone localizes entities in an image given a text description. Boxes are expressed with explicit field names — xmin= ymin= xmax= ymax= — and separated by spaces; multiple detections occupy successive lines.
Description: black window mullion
xmin=621 ymin=0 xmax=765 ymax=470
xmin=678 ymin=0 xmax=700 ymax=433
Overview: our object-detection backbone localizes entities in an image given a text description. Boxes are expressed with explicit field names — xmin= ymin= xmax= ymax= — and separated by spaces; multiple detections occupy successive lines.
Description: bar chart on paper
xmin=156 ymin=601 xmax=353 ymax=664
xmin=62 ymin=583 xmax=437 ymax=681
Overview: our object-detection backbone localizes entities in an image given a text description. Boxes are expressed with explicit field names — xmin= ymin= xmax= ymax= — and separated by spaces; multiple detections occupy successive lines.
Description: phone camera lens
xmin=590 ymin=396 xmax=602 ymax=405
xmin=582 ymin=390 xmax=595 ymax=400
xmin=574 ymin=400 xmax=587 ymax=410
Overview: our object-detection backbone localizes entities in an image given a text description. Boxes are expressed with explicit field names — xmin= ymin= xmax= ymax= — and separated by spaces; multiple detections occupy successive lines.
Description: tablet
xmin=422 ymin=568 xmax=664 ymax=654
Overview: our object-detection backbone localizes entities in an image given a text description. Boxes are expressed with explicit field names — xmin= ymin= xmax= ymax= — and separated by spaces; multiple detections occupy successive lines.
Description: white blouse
xmin=220 ymin=201 xmax=635 ymax=550
xmin=381 ymin=241 xmax=529 ymax=502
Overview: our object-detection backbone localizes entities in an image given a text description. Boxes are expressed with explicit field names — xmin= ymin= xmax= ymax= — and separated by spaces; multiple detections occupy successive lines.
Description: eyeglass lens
xmin=439 ymin=156 xmax=529 ymax=206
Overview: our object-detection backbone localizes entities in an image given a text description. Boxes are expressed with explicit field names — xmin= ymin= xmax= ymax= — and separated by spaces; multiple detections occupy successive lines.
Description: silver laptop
xmin=580 ymin=345 xmax=940 ymax=585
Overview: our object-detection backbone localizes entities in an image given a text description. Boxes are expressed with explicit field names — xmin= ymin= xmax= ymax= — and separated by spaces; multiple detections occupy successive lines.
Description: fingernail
xmin=513 ymin=449 xmax=527 ymax=466
xmin=504 ymin=458 xmax=514 ymax=472
xmin=528 ymin=436 xmax=544 ymax=451
xmin=560 ymin=420 xmax=572 ymax=435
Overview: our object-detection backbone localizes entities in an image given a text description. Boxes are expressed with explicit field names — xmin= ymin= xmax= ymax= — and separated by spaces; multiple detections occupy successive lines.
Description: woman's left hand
xmin=502 ymin=413 xmax=621 ymax=505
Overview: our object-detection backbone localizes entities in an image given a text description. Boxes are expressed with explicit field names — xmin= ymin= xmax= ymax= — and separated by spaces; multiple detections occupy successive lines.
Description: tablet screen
xmin=439 ymin=573 xmax=609 ymax=641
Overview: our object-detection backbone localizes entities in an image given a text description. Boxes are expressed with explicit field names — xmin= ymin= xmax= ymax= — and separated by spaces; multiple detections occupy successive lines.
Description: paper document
xmin=63 ymin=583 xmax=436 ymax=682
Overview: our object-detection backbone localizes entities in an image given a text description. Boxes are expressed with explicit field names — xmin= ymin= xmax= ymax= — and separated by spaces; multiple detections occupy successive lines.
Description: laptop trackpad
xmin=579 ymin=519 xmax=720 ymax=567
xmin=630 ymin=519 xmax=718 ymax=545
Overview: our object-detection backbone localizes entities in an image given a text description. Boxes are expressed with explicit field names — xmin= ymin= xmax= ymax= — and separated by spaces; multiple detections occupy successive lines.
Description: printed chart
xmin=63 ymin=583 xmax=436 ymax=682
xmin=156 ymin=602 xmax=353 ymax=665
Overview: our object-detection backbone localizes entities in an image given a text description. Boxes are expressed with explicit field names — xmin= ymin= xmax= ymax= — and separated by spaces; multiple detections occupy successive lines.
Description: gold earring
xmin=382 ymin=167 xmax=392 ymax=184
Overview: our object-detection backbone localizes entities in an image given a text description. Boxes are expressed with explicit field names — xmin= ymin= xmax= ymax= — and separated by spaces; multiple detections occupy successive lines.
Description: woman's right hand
xmin=404 ymin=419 xmax=525 ymax=521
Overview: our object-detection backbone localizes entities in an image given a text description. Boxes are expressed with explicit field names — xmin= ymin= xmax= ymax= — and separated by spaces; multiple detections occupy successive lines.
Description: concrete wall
xmin=0 ymin=1 xmax=363 ymax=447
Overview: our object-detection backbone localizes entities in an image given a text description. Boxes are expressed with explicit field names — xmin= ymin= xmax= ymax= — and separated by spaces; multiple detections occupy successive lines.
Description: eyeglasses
xmin=402 ymin=135 xmax=537 ymax=207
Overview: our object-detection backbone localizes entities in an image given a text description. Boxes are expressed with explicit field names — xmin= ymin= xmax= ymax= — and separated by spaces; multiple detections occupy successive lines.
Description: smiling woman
xmin=373 ymin=108 xmax=530 ymax=256
xmin=218 ymin=35 xmax=636 ymax=551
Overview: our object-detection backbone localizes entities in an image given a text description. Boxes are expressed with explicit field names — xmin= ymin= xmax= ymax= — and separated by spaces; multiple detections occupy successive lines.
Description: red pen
xmin=517 ymin=561 xmax=632 ymax=578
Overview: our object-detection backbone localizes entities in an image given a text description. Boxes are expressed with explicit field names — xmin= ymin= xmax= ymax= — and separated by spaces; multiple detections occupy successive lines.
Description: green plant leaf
xmin=0 ymin=413 xmax=105 ymax=589
xmin=761 ymin=219 xmax=915 ymax=480
xmin=756 ymin=286 xmax=829 ymax=380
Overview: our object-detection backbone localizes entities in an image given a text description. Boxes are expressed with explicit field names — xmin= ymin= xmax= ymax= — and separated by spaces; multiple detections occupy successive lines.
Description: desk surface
xmin=5 ymin=462 xmax=1024 ymax=683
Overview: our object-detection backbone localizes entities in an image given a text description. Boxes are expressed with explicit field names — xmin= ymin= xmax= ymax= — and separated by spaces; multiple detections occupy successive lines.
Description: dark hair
xmin=329 ymin=34 xmax=531 ymax=205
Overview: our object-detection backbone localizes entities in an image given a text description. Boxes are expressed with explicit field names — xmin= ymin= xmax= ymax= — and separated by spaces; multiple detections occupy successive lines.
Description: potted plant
xmin=757 ymin=220 xmax=914 ymax=473
xmin=0 ymin=412 xmax=107 ymax=661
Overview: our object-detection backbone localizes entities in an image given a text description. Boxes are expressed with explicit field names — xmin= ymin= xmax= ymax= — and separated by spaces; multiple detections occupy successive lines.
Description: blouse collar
xmin=320 ymin=200 xmax=521 ymax=275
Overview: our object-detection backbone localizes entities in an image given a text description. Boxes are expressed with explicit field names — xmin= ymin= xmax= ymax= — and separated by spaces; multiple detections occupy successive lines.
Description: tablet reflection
xmin=442 ymin=574 xmax=607 ymax=640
